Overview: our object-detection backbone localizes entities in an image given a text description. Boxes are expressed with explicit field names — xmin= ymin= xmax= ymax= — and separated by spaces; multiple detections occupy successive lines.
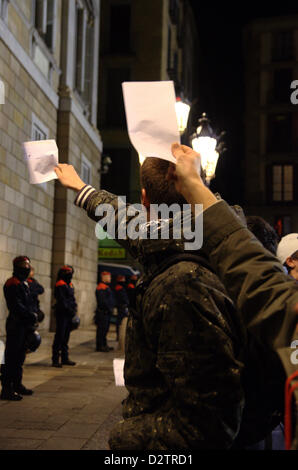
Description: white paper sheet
xmin=23 ymin=140 xmax=59 ymax=184
xmin=122 ymin=81 xmax=180 ymax=164
xmin=113 ymin=358 xmax=125 ymax=387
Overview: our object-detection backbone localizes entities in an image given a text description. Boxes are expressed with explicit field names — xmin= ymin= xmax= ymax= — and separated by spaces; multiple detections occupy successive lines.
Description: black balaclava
xmin=13 ymin=256 xmax=31 ymax=282
xmin=58 ymin=265 xmax=74 ymax=285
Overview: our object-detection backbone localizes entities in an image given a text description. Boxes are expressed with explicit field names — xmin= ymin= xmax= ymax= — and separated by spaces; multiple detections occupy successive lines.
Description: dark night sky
xmin=188 ymin=2 xmax=298 ymax=204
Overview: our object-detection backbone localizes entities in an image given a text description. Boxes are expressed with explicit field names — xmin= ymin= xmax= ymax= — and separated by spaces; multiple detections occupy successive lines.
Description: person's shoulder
xmin=97 ymin=282 xmax=109 ymax=291
xmin=115 ymin=284 xmax=123 ymax=291
xmin=4 ymin=276 xmax=21 ymax=288
xmin=56 ymin=280 xmax=67 ymax=287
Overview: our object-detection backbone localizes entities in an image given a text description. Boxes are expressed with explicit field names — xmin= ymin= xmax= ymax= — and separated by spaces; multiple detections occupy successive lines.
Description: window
xmin=31 ymin=114 xmax=49 ymax=190
xmin=272 ymin=31 xmax=293 ymax=62
xmin=105 ymin=68 xmax=130 ymax=127
xmin=274 ymin=216 xmax=291 ymax=237
xmin=110 ymin=4 xmax=131 ymax=54
xmin=0 ymin=0 xmax=8 ymax=21
xmin=81 ymin=155 xmax=92 ymax=185
xmin=34 ymin=0 xmax=56 ymax=51
xmin=83 ymin=21 xmax=94 ymax=104
xmin=267 ymin=113 xmax=292 ymax=152
xmin=272 ymin=68 xmax=292 ymax=103
xmin=101 ymin=148 xmax=131 ymax=199
xmin=75 ymin=4 xmax=95 ymax=107
xmin=169 ymin=0 xmax=179 ymax=24
xmin=273 ymin=164 xmax=293 ymax=202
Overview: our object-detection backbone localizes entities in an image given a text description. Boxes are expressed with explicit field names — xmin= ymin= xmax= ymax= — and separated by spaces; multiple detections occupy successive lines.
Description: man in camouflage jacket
xmin=53 ymin=158 xmax=287 ymax=449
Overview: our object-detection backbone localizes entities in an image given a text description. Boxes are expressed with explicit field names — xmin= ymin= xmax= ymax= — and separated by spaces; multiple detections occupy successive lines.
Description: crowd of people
xmin=0 ymin=258 xmax=138 ymax=400
xmin=0 ymin=142 xmax=297 ymax=450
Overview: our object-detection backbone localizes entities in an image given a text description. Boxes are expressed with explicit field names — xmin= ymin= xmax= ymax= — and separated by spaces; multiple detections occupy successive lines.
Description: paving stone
xmin=37 ymin=437 xmax=87 ymax=450
xmin=0 ymin=437 xmax=44 ymax=450
xmin=54 ymin=422 xmax=99 ymax=439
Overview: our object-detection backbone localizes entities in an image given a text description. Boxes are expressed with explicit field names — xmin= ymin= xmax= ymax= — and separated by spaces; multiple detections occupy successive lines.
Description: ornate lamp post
xmin=191 ymin=113 xmax=226 ymax=185
xmin=175 ymin=96 xmax=191 ymax=135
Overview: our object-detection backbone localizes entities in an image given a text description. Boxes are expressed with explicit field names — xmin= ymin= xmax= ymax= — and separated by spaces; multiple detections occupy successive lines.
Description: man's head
xmin=246 ymin=216 xmax=279 ymax=255
xmin=13 ymin=256 xmax=31 ymax=281
xmin=101 ymin=271 xmax=111 ymax=284
xmin=277 ymin=233 xmax=298 ymax=280
xmin=58 ymin=265 xmax=74 ymax=283
xmin=116 ymin=274 xmax=125 ymax=284
xmin=140 ymin=158 xmax=187 ymax=210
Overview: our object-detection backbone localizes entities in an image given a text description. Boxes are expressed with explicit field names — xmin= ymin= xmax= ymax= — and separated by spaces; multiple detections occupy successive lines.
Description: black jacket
xmin=76 ymin=188 xmax=247 ymax=449
xmin=3 ymin=277 xmax=38 ymax=331
xmin=54 ymin=280 xmax=77 ymax=317
xmin=28 ymin=277 xmax=44 ymax=313
xmin=95 ymin=282 xmax=115 ymax=313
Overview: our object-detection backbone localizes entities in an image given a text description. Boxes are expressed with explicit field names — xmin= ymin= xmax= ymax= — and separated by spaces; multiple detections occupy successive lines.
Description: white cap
xmin=277 ymin=233 xmax=298 ymax=265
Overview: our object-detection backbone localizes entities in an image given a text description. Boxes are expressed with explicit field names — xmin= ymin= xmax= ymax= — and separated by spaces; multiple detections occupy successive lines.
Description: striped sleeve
xmin=74 ymin=185 xmax=97 ymax=209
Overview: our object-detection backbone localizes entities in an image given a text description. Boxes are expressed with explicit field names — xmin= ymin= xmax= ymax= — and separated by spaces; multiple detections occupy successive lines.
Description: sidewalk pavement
xmin=0 ymin=325 xmax=127 ymax=450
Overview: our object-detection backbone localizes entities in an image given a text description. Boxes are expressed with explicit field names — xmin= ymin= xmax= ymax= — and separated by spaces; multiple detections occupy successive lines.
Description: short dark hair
xmin=140 ymin=157 xmax=187 ymax=206
xmin=246 ymin=216 xmax=279 ymax=255
xmin=285 ymin=249 xmax=298 ymax=273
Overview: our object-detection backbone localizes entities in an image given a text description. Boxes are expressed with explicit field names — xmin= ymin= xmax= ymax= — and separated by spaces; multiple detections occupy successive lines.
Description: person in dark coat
xmin=95 ymin=271 xmax=115 ymax=352
xmin=52 ymin=265 xmax=77 ymax=367
xmin=126 ymin=275 xmax=138 ymax=310
xmin=114 ymin=275 xmax=129 ymax=341
xmin=28 ymin=267 xmax=45 ymax=324
xmin=55 ymin=164 xmax=247 ymax=449
xmin=1 ymin=256 xmax=38 ymax=401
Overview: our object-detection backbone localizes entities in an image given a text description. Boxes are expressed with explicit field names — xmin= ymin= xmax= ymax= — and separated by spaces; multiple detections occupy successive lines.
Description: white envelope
xmin=122 ymin=81 xmax=180 ymax=164
xmin=23 ymin=140 xmax=59 ymax=184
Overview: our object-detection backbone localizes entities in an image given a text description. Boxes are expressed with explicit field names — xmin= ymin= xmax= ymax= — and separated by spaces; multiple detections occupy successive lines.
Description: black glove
xmin=37 ymin=310 xmax=45 ymax=323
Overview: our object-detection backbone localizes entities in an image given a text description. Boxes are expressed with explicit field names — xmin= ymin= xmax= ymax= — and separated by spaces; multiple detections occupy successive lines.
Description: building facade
xmin=243 ymin=16 xmax=298 ymax=236
xmin=98 ymin=0 xmax=199 ymax=266
xmin=0 ymin=0 xmax=103 ymax=333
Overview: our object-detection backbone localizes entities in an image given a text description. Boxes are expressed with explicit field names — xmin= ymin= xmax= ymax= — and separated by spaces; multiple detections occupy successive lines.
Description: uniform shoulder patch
xmin=56 ymin=280 xmax=67 ymax=287
xmin=115 ymin=284 xmax=123 ymax=291
xmin=127 ymin=283 xmax=135 ymax=289
xmin=97 ymin=282 xmax=108 ymax=291
xmin=5 ymin=277 xmax=21 ymax=287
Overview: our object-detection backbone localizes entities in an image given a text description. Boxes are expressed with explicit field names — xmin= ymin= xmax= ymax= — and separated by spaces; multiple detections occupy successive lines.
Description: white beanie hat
xmin=277 ymin=233 xmax=298 ymax=265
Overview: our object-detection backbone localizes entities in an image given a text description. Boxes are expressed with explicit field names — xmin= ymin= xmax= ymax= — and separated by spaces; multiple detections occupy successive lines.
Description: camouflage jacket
xmin=74 ymin=187 xmax=252 ymax=449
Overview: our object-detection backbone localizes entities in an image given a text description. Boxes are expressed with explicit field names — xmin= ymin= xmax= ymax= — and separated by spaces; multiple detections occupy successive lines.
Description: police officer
xmin=114 ymin=275 xmax=129 ymax=342
xmin=0 ymin=256 xmax=38 ymax=401
xmin=95 ymin=271 xmax=115 ymax=352
xmin=52 ymin=265 xmax=77 ymax=367
xmin=28 ymin=267 xmax=45 ymax=324
xmin=126 ymin=274 xmax=138 ymax=309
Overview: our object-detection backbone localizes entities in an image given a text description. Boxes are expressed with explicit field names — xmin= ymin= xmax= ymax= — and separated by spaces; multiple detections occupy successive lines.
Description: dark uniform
xmin=0 ymin=257 xmax=38 ymax=401
xmin=126 ymin=276 xmax=137 ymax=310
xmin=114 ymin=277 xmax=129 ymax=341
xmin=27 ymin=276 xmax=45 ymax=323
xmin=95 ymin=279 xmax=115 ymax=352
xmin=52 ymin=266 xmax=77 ymax=367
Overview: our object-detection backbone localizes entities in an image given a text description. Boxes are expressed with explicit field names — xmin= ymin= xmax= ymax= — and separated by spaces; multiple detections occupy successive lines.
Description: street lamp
xmin=191 ymin=113 xmax=226 ymax=185
xmin=175 ymin=96 xmax=191 ymax=135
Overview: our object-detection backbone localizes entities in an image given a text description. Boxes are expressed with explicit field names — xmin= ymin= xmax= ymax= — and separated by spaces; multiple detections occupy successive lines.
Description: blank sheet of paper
xmin=113 ymin=358 xmax=125 ymax=387
xmin=23 ymin=140 xmax=59 ymax=184
xmin=122 ymin=81 xmax=180 ymax=164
